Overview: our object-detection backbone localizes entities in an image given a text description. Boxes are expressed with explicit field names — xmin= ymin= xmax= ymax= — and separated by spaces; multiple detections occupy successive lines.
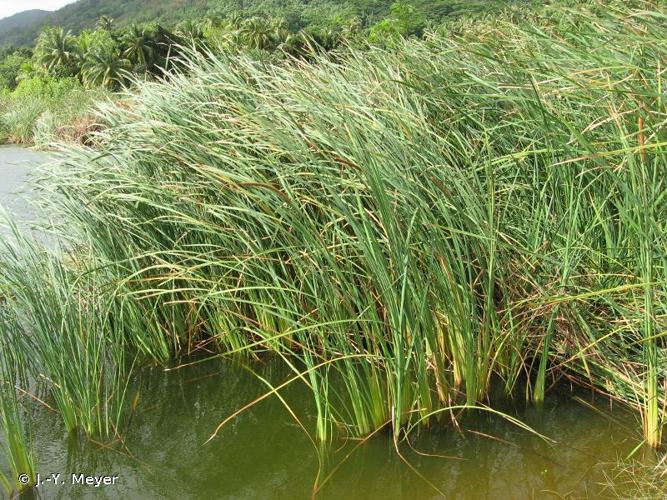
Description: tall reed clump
xmin=0 ymin=218 xmax=137 ymax=440
xmin=0 ymin=0 xmax=664 ymax=461
xmin=0 ymin=309 xmax=36 ymax=494
xmin=0 ymin=76 xmax=105 ymax=146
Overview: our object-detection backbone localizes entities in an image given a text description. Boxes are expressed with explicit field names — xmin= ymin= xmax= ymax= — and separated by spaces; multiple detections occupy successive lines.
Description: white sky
xmin=0 ymin=0 xmax=77 ymax=20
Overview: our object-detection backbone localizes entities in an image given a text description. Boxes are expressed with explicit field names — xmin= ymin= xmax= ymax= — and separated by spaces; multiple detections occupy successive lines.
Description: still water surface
xmin=20 ymin=360 xmax=643 ymax=499
xmin=0 ymin=146 xmax=48 ymax=233
xmin=0 ymin=147 xmax=651 ymax=499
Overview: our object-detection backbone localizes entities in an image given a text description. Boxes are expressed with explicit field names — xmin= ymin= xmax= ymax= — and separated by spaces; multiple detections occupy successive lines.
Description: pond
xmin=0 ymin=147 xmax=654 ymax=499
xmin=12 ymin=359 xmax=647 ymax=499
xmin=0 ymin=146 xmax=49 ymax=235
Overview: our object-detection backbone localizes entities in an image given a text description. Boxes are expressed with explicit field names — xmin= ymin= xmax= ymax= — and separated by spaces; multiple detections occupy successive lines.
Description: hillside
xmin=0 ymin=0 xmax=508 ymax=47
xmin=0 ymin=9 xmax=50 ymax=38
xmin=0 ymin=1 xmax=206 ymax=46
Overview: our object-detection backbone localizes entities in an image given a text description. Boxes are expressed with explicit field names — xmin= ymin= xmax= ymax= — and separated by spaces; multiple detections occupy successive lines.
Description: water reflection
xmin=19 ymin=357 xmax=644 ymax=499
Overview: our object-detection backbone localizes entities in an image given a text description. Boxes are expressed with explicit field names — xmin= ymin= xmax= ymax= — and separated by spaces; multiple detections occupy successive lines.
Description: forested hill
xmin=0 ymin=10 xmax=51 ymax=40
xmin=0 ymin=0 xmax=502 ymax=47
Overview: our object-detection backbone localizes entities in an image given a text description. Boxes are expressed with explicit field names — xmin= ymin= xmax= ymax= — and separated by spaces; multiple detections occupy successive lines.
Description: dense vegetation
xmin=0 ymin=0 xmax=510 ymax=47
xmin=1 ymin=0 xmax=666 ymax=496
xmin=0 ymin=1 xmax=508 ymax=145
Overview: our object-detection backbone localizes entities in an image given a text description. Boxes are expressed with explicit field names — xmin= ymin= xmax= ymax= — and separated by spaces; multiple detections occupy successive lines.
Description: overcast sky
xmin=0 ymin=0 xmax=77 ymax=20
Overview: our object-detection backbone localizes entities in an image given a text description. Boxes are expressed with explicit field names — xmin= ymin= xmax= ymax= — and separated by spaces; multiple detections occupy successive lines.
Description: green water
xmin=0 ymin=148 xmax=655 ymax=499
xmin=6 ymin=358 xmax=646 ymax=499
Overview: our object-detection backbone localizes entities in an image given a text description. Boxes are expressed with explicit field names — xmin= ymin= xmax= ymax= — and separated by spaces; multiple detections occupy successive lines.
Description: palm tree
xmin=270 ymin=17 xmax=289 ymax=45
xmin=144 ymin=23 xmax=179 ymax=72
xmin=240 ymin=17 xmax=274 ymax=51
xmin=176 ymin=20 xmax=205 ymax=42
xmin=122 ymin=25 xmax=155 ymax=69
xmin=96 ymin=16 xmax=115 ymax=32
xmin=35 ymin=27 xmax=77 ymax=73
xmin=82 ymin=49 xmax=131 ymax=89
xmin=225 ymin=13 xmax=244 ymax=30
